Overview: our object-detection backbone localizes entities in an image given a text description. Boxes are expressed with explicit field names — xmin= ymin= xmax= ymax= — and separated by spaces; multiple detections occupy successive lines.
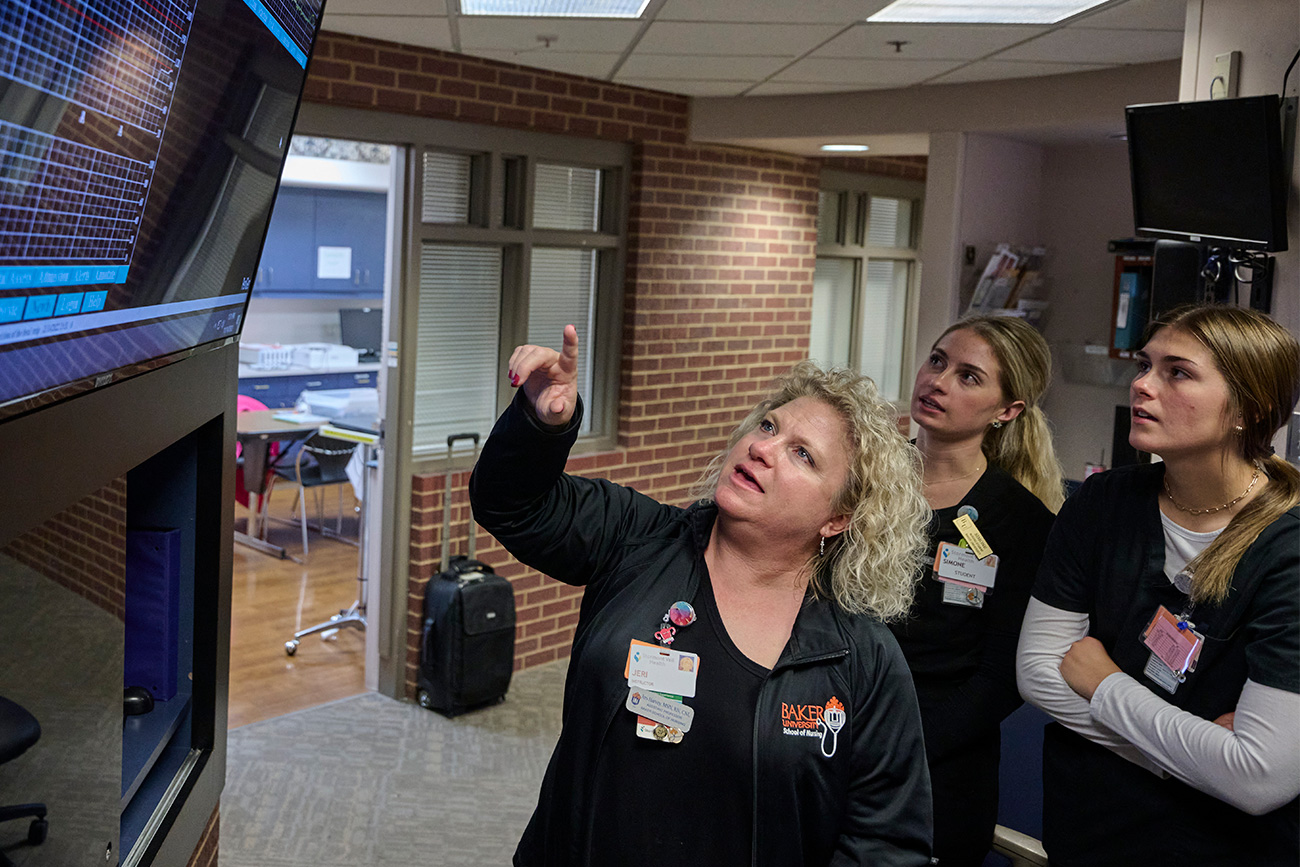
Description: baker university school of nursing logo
xmin=780 ymin=696 xmax=847 ymax=758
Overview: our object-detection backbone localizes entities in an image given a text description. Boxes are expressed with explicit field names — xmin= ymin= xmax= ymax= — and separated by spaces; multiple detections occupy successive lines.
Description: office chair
xmin=988 ymin=703 xmax=1051 ymax=866
xmin=234 ymin=394 xmax=280 ymax=539
xmin=0 ymin=696 xmax=48 ymax=867
xmin=267 ymin=432 xmax=358 ymax=558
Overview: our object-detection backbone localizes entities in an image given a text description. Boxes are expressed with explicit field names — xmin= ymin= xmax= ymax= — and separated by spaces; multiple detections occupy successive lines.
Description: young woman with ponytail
xmin=889 ymin=315 xmax=1064 ymax=866
xmin=1018 ymin=304 xmax=1299 ymax=866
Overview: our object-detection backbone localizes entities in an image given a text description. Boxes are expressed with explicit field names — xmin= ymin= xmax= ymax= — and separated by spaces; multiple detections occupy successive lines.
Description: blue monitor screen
xmin=0 ymin=0 xmax=325 ymax=419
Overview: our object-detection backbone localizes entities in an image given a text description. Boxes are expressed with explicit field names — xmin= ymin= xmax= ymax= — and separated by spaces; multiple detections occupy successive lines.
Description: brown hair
xmin=937 ymin=315 xmax=1066 ymax=512
xmin=1147 ymin=304 xmax=1300 ymax=605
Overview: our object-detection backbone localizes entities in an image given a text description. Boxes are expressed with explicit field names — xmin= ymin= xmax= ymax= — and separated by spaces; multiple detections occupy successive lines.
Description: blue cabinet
xmin=254 ymin=189 xmax=315 ymax=294
xmin=313 ymin=189 xmax=386 ymax=295
xmin=252 ymin=187 xmax=386 ymax=299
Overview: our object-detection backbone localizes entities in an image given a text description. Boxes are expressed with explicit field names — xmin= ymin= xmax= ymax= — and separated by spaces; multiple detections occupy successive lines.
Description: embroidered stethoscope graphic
xmin=818 ymin=696 xmax=846 ymax=758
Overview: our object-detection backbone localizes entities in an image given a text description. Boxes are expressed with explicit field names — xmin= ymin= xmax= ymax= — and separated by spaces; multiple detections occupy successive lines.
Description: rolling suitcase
xmin=417 ymin=433 xmax=516 ymax=716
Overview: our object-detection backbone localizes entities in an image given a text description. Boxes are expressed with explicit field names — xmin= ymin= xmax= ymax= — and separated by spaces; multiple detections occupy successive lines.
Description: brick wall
xmin=1 ymin=478 xmax=127 ymax=619
xmin=302 ymin=33 xmax=926 ymax=695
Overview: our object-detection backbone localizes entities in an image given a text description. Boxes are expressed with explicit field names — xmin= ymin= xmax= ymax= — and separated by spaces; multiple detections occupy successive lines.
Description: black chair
xmin=266 ymin=432 xmax=359 ymax=558
xmin=988 ymin=702 xmax=1051 ymax=866
xmin=0 ymin=696 xmax=48 ymax=866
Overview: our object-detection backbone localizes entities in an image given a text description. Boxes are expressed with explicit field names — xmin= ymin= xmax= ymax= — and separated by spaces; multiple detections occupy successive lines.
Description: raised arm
xmin=509 ymin=323 xmax=580 ymax=428
xmin=470 ymin=326 xmax=679 ymax=586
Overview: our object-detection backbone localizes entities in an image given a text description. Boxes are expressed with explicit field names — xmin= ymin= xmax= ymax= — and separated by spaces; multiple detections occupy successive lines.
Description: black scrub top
xmin=1031 ymin=462 xmax=1299 ymax=867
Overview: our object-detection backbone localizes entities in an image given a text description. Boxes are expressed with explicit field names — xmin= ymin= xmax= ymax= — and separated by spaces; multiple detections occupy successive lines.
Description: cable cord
xmin=1283 ymin=47 xmax=1299 ymax=96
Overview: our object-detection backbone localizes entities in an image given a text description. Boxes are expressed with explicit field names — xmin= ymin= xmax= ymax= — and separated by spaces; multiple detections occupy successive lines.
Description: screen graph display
xmin=0 ymin=0 xmax=325 ymax=417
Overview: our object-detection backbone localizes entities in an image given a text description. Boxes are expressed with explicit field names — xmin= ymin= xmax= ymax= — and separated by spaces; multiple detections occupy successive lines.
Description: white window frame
xmin=814 ymin=169 xmax=925 ymax=407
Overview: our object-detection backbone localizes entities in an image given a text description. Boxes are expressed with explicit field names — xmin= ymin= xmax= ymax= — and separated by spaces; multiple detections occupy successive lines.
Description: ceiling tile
xmin=1069 ymin=0 xmax=1187 ymax=30
xmin=996 ymin=27 xmax=1183 ymax=63
xmin=458 ymin=17 xmax=643 ymax=51
xmin=471 ymin=49 xmax=620 ymax=78
xmin=620 ymin=53 xmax=790 ymax=79
xmin=637 ymin=21 xmax=843 ymax=56
xmin=774 ymin=56 xmax=962 ymax=85
xmin=747 ymin=81 xmax=897 ymax=96
xmin=613 ymin=78 xmax=751 ymax=96
xmin=656 ymin=0 xmax=893 ymax=24
xmin=321 ymin=14 xmax=454 ymax=51
xmin=324 ymin=0 xmax=448 ymax=14
xmin=813 ymin=23 xmax=1047 ymax=60
xmin=929 ymin=59 xmax=1110 ymax=84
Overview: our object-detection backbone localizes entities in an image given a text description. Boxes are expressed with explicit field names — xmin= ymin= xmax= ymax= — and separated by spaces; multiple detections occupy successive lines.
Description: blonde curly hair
xmin=690 ymin=361 xmax=930 ymax=620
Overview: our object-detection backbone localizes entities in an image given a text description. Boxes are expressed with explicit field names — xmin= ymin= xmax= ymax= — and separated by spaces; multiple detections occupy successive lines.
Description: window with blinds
xmin=866 ymin=196 xmax=912 ymax=248
xmin=406 ymin=126 xmax=627 ymax=459
xmin=811 ymin=172 xmax=923 ymax=403
xmin=857 ymin=260 xmax=909 ymax=399
xmin=810 ymin=257 xmax=855 ymax=369
xmin=412 ymin=245 xmax=502 ymax=452
xmin=533 ymin=164 xmax=601 ymax=231
xmin=528 ymin=247 xmax=596 ymax=433
xmin=421 ymin=151 xmax=472 ymax=224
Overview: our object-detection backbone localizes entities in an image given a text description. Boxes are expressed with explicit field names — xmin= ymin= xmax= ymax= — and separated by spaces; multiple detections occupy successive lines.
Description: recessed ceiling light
xmin=461 ymin=0 xmax=650 ymax=17
xmin=867 ymin=0 xmax=1109 ymax=25
xmin=820 ymin=144 xmax=870 ymax=152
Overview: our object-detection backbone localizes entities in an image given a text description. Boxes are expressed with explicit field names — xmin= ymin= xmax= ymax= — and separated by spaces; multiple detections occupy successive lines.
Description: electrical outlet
xmin=1210 ymin=51 xmax=1239 ymax=100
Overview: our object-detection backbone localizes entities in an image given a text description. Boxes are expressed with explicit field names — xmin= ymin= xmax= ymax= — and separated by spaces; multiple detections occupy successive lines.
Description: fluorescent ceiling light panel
xmin=461 ymin=0 xmax=651 ymax=17
xmin=867 ymin=1 xmax=1108 ymax=25
xmin=821 ymin=144 xmax=870 ymax=152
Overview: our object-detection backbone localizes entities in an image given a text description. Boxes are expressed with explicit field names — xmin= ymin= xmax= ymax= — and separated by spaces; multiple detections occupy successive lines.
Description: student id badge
xmin=629 ymin=689 xmax=692 ymax=743
xmin=1140 ymin=605 xmax=1204 ymax=694
xmin=933 ymin=541 xmax=998 ymax=610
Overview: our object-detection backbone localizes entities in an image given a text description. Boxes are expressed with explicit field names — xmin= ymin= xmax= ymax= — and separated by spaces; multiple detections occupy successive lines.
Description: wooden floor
xmin=228 ymin=487 xmax=367 ymax=729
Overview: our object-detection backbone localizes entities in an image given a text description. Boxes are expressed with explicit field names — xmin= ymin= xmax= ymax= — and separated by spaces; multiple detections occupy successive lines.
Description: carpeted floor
xmin=220 ymin=661 xmax=567 ymax=867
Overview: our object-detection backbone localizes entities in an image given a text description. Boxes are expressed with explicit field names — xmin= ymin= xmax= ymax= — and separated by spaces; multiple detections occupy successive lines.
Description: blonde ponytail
xmin=940 ymin=316 xmax=1067 ymax=513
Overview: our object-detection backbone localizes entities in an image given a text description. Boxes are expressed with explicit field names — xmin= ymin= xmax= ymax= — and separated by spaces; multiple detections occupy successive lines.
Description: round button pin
xmin=668 ymin=601 xmax=696 ymax=627
xmin=957 ymin=504 xmax=979 ymax=522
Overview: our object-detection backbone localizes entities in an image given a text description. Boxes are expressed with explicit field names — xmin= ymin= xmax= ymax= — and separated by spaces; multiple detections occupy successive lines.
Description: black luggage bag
xmin=417 ymin=433 xmax=516 ymax=716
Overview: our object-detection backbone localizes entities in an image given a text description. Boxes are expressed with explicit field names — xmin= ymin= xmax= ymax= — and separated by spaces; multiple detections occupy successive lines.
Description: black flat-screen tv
xmin=1126 ymin=94 xmax=1288 ymax=253
xmin=0 ymin=0 xmax=326 ymax=421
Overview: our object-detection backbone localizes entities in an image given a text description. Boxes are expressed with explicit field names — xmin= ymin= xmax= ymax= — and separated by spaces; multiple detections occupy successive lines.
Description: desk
xmin=235 ymin=410 xmax=320 ymax=559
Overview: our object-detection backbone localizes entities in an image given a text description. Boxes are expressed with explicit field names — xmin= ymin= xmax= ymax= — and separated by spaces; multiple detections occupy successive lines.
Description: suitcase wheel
xmin=417 ymin=689 xmax=432 ymax=709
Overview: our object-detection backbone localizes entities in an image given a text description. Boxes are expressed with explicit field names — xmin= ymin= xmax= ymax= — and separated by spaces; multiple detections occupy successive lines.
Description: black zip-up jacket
xmin=469 ymin=393 xmax=933 ymax=866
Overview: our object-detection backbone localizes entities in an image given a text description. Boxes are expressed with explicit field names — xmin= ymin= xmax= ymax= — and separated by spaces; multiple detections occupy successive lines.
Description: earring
xmin=819 ymin=536 xmax=825 ymax=556
xmin=1234 ymin=425 xmax=1244 ymax=435
xmin=991 ymin=420 xmax=1003 ymax=429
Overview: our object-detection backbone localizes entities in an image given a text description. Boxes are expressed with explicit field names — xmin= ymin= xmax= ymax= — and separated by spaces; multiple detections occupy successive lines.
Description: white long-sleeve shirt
xmin=1017 ymin=597 xmax=1300 ymax=815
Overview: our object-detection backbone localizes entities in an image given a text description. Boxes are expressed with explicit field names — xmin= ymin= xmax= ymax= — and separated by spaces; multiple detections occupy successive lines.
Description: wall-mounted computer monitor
xmin=0 ymin=0 xmax=327 ymax=421
xmin=1126 ymin=94 xmax=1289 ymax=253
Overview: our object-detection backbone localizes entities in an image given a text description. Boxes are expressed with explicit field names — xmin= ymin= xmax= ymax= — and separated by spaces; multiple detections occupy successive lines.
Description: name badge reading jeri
xmin=625 ymin=639 xmax=699 ymax=698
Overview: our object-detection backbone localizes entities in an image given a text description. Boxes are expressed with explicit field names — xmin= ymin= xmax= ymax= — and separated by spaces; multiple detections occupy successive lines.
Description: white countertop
xmin=238 ymin=362 xmax=382 ymax=379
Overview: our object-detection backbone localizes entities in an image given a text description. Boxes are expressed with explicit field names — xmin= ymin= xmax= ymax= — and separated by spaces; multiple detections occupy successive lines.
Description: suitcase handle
xmin=442 ymin=433 xmax=482 ymax=571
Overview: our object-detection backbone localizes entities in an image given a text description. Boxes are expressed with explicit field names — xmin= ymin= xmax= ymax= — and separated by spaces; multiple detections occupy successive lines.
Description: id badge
xmin=1140 ymin=606 xmax=1203 ymax=694
xmin=629 ymin=689 xmax=691 ymax=744
xmin=933 ymin=542 xmax=999 ymax=589
xmin=940 ymin=577 xmax=985 ymax=608
xmin=625 ymin=639 xmax=699 ymax=697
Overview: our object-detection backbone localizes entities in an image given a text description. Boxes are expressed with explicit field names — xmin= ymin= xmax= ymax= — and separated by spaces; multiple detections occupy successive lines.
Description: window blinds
xmin=528 ymin=247 xmax=595 ymax=433
xmin=412 ymin=244 xmax=502 ymax=453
